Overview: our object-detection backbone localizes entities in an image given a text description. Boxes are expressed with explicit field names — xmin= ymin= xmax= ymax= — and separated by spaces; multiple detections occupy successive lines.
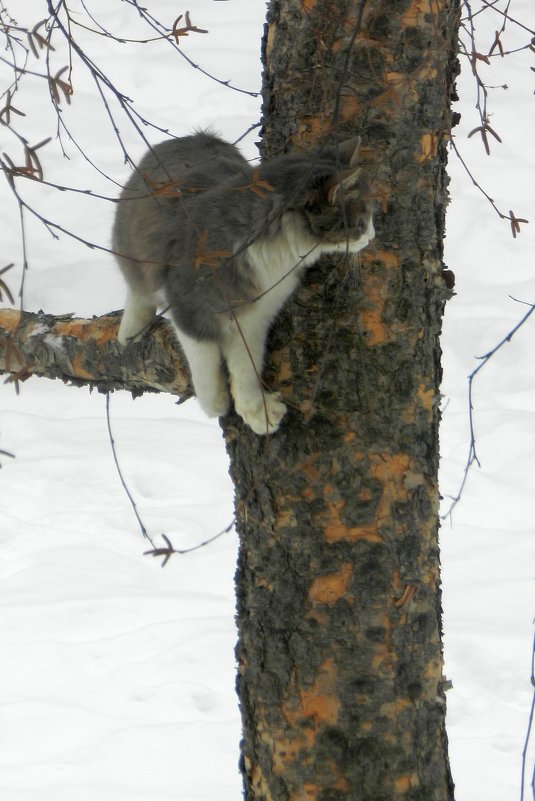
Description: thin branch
xmin=105 ymin=391 xmax=157 ymax=547
xmin=122 ymin=0 xmax=259 ymax=97
xmin=479 ymin=0 xmax=535 ymax=35
xmin=442 ymin=298 xmax=535 ymax=518
xmin=449 ymin=137 xmax=529 ymax=236
xmin=520 ymin=628 xmax=535 ymax=801
xmin=143 ymin=521 xmax=235 ymax=568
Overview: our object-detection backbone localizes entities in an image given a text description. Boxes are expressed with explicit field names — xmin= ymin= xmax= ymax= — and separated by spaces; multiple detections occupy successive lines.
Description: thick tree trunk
xmin=224 ymin=1 xmax=458 ymax=799
xmin=0 ymin=1 xmax=459 ymax=797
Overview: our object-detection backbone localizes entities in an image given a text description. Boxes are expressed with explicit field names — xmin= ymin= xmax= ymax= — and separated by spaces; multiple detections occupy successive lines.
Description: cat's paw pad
xmin=236 ymin=393 xmax=287 ymax=435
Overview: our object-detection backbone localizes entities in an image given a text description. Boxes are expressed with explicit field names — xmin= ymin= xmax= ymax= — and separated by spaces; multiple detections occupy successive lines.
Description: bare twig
xmin=105 ymin=391 xmax=157 ymax=547
xmin=520 ymin=628 xmax=535 ymax=801
xmin=442 ymin=298 xmax=535 ymax=518
xmin=143 ymin=521 xmax=235 ymax=568
xmin=449 ymin=138 xmax=529 ymax=236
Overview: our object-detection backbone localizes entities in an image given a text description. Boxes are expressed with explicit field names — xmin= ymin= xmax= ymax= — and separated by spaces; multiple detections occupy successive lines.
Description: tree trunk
xmin=224 ymin=1 xmax=458 ymax=799
xmin=0 ymin=1 xmax=459 ymax=797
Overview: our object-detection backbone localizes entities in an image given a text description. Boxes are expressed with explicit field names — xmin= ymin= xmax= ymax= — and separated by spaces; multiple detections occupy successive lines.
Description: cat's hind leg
xmin=221 ymin=314 xmax=286 ymax=435
xmin=118 ymin=289 xmax=157 ymax=346
xmin=171 ymin=326 xmax=230 ymax=418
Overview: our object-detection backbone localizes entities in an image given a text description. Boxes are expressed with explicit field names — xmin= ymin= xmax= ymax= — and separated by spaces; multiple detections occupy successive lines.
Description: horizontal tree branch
xmin=0 ymin=307 xmax=193 ymax=399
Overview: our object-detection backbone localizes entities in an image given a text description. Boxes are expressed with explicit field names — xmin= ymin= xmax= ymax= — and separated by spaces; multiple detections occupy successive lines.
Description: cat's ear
xmin=326 ymin=165 xmax=362 ymax=206
xmin=325 ymin=136 xmax=362 ymax=204
xmin=334 ymin=136 xmax=361 ymax=167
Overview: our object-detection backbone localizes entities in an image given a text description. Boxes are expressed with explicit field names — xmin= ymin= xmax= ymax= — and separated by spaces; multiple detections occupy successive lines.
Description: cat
xmin=112 ymin=131 xmax=374 ymax=435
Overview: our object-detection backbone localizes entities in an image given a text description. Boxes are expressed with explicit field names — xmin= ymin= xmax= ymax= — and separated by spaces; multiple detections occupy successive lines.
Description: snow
xmin=0 ymin=1 xmax=533 ymax=799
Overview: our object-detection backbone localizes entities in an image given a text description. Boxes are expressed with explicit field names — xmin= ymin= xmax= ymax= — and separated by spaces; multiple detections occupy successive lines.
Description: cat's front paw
xmin=117 ymin=317 xmax=145 ymax=346
xmin=235 ymin=393 xmax=287 ymax=435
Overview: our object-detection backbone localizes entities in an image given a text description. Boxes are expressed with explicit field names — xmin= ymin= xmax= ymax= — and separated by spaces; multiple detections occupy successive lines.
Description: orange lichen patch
xmin=358 ymin=265 xmax=395 ymax=351
xmin=318 ymin=451 xmax=417 ymax=544
xmin=370 ymin=454 xmax=411 ymax=516
xmin=318 ymin=467 xmax=381 ymax=544
xmin=283 ymin=659 xmax=340 ymax=727
xmin=421 ymin=559 xmax=441 ymax=585
xmin=374 ymin=697 xmax=416 ymax=734
xmin=275 ymin=355 xmax=292 ymax=383
xmin=401 ymin=0 xmax=441 ymax=26
xmin=300 ymin=0 xmax=317 ymax=12
xmin=401 ymin=383 xmax=435 ymax=424
xmin=55 ymin=316 xmax=119 ymax=346
xmin=246 ymin=760 xmax=269 ymax=800
xmin=303 ymin=778 xmax=349 ymax=799
xmin=254 ymin=575 xmax=275 ymax=591
xmin=369 ymin=452 xmax=411 ymax=526
xmin=322 ymin=498 xmax=382 ymax=544
xmin=358 ymin=486 xmax=374 ymax=502
xmin=293 ymin=788 xmax=317 ymax=801
xmin=270 ymin=727 xmax=315 ymax=775
xmin=417 ymin=382 xmax=434 ymax=410
xmin=0 ymin=308 xmax=22 ymax=333
xmin=394 ymin=773 xmax=419 ymax=793
xmin=337 ymin=94 xmax=362 ymax=123
xmin=370 ymin=452 xmax=411 ymax=488
xmin=361 ymin=306 xmax=385 ymax=345
xmin=423 ymin=657 xmax=443 ymax=681
xmin=293 ymin=104 xmax=379 ymax=144
xmin=264 ymin=22 xmax=276 ymax=59
xmin=417 ymin=133 xmax=439 ymax=163
xmin=401 ymin=384 xmax=436 ymax=423
xmin=293 ymin=118 xmax=329 ymax=145
xmin=70 ymin=352 xmax=94 ymax=381
xmin=298 ymin=691 xmax=340 ymax=725
xmin=359 ymin=250 xmax=400 ymax=270
xmin=309 ymin=562 xmax=353 ymax=605
xmin=400 ymin=401 xmax=418 ymax=425
xmin=275 ymin=506 xmax=298 ymax=529
xmin=360 ymin=273 xmax=388 ymax=346
xmin=397 ymin=696 xmax=414 ymax=713
xmin=380 ymin=696 xmax=413 ymax=719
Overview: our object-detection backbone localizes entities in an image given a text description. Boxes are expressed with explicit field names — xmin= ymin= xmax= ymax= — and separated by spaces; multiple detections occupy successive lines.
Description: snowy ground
xmin=0 ymin=2 xmax=533 ymax=800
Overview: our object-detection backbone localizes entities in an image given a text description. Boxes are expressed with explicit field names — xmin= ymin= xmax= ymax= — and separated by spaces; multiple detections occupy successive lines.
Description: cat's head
xmin=262 ymin=137 xmax=374 ymax=248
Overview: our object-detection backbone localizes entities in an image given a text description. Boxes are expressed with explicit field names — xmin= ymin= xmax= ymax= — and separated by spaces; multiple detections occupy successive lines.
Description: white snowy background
xmin=0 ymin=2 xmax=533 ymax=799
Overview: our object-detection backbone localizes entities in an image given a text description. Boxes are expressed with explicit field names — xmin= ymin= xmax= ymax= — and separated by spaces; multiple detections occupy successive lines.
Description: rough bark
xmin=0 ymin=308 xmax=192 ymax=398
xmin=224 ymin=1 xmax=458 ymax=800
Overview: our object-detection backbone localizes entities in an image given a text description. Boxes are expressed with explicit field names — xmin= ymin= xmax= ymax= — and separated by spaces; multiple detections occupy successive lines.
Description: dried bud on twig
xmin=171 ymin=12 xmax=208 ymax=46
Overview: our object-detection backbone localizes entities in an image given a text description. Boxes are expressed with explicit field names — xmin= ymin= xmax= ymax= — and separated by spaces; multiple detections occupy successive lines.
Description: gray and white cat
xmin=113 ymin=131 xmax=374 ymax=434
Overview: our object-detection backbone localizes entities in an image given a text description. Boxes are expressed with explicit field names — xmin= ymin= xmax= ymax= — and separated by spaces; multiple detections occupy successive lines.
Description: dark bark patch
xmin=395 ymin=27 xmax=429 ymax=73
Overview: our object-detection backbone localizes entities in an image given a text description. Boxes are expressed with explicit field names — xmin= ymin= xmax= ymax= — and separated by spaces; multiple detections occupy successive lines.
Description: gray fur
xmin=113 ymin=131 xmax=374 ymax=434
